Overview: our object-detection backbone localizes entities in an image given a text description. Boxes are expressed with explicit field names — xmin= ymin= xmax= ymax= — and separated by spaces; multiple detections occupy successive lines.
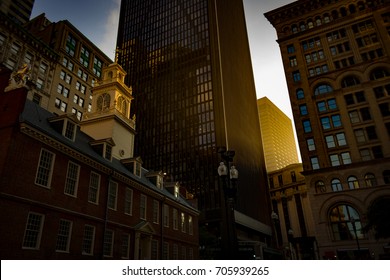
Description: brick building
xmin=0 ymin=64 xmax=199 ymax=259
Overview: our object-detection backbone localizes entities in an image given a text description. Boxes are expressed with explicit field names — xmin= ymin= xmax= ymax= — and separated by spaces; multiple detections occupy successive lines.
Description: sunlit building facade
xmin=116 ymin=0 xmax=272 ymax=258
xmin=266 ymin=0 xmax=390 ymax=259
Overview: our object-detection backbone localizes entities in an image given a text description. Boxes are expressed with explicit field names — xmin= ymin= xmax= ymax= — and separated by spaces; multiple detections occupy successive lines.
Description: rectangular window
xmin=341 ymin=152 xmax=352 ymax=164
xmin=181 ymin=212 xmax=186 ymax=233
xmin=64 ymin=161 xmax=80 ymax=196
xmin=360 ymin=149 xmax=372 ymax=161
xmin=310 ymin=157 xmax=320 ymax=170
xmin=330 ymin=154 xmax=340 ymax=166
xmin=108 ymin=181 xmax=118 ymax=210
xmin=88 ymin=172 xmax=100 ymax=204
xmin=299 ymin=104 xmax=308 ymax=115
xmin=307 ymin=138 xmax=316 ymax=151
xmin=293 ymin=71 xmax=301 ymax=82
xmin=82 ymin=225 xmax=95 ymax=255
xmin=55 ymin=219 xmax=72 ymax=252
xmin=325 ymin=135 xmax=336 ymax=148
xmin=66 ymin=34 xmax=76 ymax=56
xmin=163 ymin=204 xmax=169 ymax=227
xmin=22 ymin=213 xmax=44 ymax=249
xmin=173 ymin=209 xmax=178 ymax=230
xmin=35 ymin=149 xmax=55 ymax=188
xmin=124 ymin=188 xmax=133 ymax=215
xmin=303 ymin=120 xmax=312 ymax=133
xmin=188 ymin=216 xmax=193 ymax=235
xmin=93 ymin=57 xmax=103 ymax=78
xmin=163 ymin=242 xmax=169 ymax=260
xmin=140 ymin=194 xmax=147 ymax=220
xmin=80 ymin=46 xmax=90 ymax=67
xmin=151 ymin=240 xmax=158 ymax=260
xmin=121 ymin=234 xmax=130 ymax=259
xmin=64 ymin=121 xmax=76 ymax=141
xmin=153 ymin=200 xmax=159 ymax=224
xmin=103 ymin=230 xmax=114 ymax=257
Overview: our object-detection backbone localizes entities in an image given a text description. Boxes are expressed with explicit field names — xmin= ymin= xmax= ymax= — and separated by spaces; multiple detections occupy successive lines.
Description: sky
xmin=31 ymin=0 xmax=296 ymax=119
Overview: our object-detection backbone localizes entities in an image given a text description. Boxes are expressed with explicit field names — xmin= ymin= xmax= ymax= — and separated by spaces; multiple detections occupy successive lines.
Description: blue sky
xmin=31 ymin=0 xmax=296 ymax=121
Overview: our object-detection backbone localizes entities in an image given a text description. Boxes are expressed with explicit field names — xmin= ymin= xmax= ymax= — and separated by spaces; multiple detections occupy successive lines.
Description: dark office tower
xmin=0 ymin=0 xmax=35 ymax=24
xmin=116 ymin=0 xmax=272 ymax=258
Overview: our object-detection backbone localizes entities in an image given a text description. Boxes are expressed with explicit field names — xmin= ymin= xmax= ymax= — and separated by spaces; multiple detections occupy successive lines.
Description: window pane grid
xmin=23 ymin=213 xmax=44 ymax=249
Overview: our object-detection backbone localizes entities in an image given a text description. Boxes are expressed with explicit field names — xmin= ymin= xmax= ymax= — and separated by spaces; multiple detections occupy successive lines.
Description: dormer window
xmin=145 ymin=171 xmax=164 ymax=189
xmin=90 ymin=138 xmax=115 ymax=161
xmin=174 ymin=185 xmax=179 ymax=198
xmin=121 ymin=157 xmax=143 ymax=177
xmin=48 ymin=115 xmax=78 ymax=142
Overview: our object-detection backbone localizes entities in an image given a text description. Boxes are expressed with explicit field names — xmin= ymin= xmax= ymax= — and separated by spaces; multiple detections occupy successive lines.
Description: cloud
xmin=99 ymin=0 xmax=121 ymax=60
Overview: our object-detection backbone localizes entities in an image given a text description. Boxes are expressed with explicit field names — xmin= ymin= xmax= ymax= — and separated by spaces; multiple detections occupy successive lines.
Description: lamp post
xmin=217 ymin=147 xmax=238 ymax=260
xmin=350 ymin=216 xmax=361 ymax=259
xmin=271 ymin=211 xmax=280 ymax=249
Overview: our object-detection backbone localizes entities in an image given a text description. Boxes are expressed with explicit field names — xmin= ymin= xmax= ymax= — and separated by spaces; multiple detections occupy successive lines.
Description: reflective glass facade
xmin=116 ymin=0 xmax=271 ymax=254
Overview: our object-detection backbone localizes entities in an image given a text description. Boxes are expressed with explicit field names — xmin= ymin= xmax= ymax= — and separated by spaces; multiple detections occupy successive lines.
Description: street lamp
xmin=350 ymin=216 xmax=361 ymax=259
xmin=271 ymin=211 xmax=280 ymax=249
xmin=217 ymin=147 xmax=238 ymax=259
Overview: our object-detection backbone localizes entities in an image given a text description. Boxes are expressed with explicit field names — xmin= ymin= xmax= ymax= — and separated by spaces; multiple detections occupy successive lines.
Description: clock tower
xmin=80 ymin=62 xmax=135 ymax=160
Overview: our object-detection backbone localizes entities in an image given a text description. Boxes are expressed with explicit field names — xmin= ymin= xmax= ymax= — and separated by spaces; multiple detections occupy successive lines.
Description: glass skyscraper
xmin=116 ymin=0 xmax=272 ymax=258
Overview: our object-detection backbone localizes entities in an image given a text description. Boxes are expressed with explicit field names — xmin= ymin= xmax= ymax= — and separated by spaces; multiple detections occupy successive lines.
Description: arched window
xmin=347 ymin=176 xmax=360 ymax=189
xmin=364 ymin=173 xmax=377 ymax=187
xmin=117 ymin=96 xmax=127 ymax=116
xmin=331 ymin=178 xmax=343 ymax=192
xmin=370 ymin=68 xmax=389 ymax=80
xmin=383 ymin=170 xmax=390 ymax=184
xmin=296 ymin=88 xmax=304 ymax=99
xmin=315 ymin=180 xmax=326 ymax=193
xmin=97 ymin=93 xmax=111 ymax=111
xmin=323 ymin=14 xmax=331 ymax=23
xmin=349 ymin=4 xmax=356 ymax=14
xmin=357 ymin=1 xmax=365 ymax=11
xmin=341 ymin=76 xmax=360 ymax=88
xmin=315 ymin=17 xmax=322 ymax=26
xmin=314 ymin=84 xmax=333 ymax=95
xmin=329 ymin=205 xmax=363 ymax=241
xmin=292 ymin=24 xmax=298 ymax=34
xmin=340 ymin=7 xmax=347 ymax=17
xmin=307 ymin=20 xmax=314 ymax=29
xmin=300 ymin=22 xmax=306 ymax=31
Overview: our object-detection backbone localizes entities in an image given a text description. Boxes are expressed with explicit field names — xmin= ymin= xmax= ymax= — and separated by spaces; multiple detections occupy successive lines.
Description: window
xmin=55 ymin=219 xmax=72 ymax=252
xmin=173 ymin=209 xmax=178 ymax=230
xmin=181 ymin=212 xmax=186 ymax=233
xmin=108 ymin=181 xmax=118 ymax=210
xmin=379 ymin=102 xmax=390 ymax=117
xmin=97 ymin=93 xmax=111 ymax=111
xmin=365 ymin=173 xmax=377 ymax=187
xmin=64 ymin=161 xmax=80 ymax=196
xmin=151 ymin=240 xmax=159 ymax=260
xmin=315 ymin=180 xmax=326 ymax=193
xmin=291 ymin=171 xmax=296 ymax=182
xmin=289 ymin=56 xmax=298 ymax=67
xmin=82 ymin=225 xmax=95 ymax=255
xmin=299 ymin=104 xmax=308 ymax=115
xmin=124 ymin=188 xmax=133 ymax=215
xmin=360 ymin=148 xmax=372 ymax=161
xmin=188 ymin=216 xmax=193 ymax=235
xmin=140 ymin=194 xmax=147 ymax=220
xmin=22 ymin=213 xmax=44 ymax=249
xmin=370 ymin=68 xmax=389 ymax=80
xmin=153 ymin=200 xmax=159 ymax=224
xmin=103 ymin=230 xmax=114 ymax=257
xmin=93 ymin=57 xmax=103 ymax=78
xmin=296 ymin=89 xmax=304 ymax=99
xmin=330 ymin=154 xmax=340 ymax=166
xmin=66 ymin=34 xmax=76 ymax=56
xmin=39 ymin=62 xmax=48 ymax=75
xmin=88 ymin=172 xmax=100 ymax=204
xmin=383 ymin=170 xmax=390 ymax=184
xmin=307 ymin=138 xmax=316 ymax=151
xmin=317 ymin=98 xmax=337 ymax=112
xmin=292 ymin=71 xmax=301 ymax=82
xmin=311 ymin=157 xmax=320 ymax=170
xmin=325 ymin=135 xmax=336 ymax=148
xmin=163 ymin=204 xmax=169 ymax=227
xmin=341 ymin=76 xmax=360 ymax=88
xmin=64 ymin=120 xmax=76 ymax=141
xmin=36 ymin=78 xmax=44 ymax=89
xmin=314 ymin=84 xmax=333 ymax=95
xmin=348 ymin=176 xmax=360 ymax=189
xmin=80 ymin=46 xmax=90 ymax=67
xmin=331 ymin=179 xmax=343 ymax=191
xmin=303 ymin=120 xmax=312 ymax=133
xmin=35 ymin=149 xmax=55 ymax=188
xmin=329 ymin=205 xmax=363 ymax=241
xmin=121 ymin=234 xmax=130 ymax=259
xmin=287 ymin=44 xmax=295 ymax=54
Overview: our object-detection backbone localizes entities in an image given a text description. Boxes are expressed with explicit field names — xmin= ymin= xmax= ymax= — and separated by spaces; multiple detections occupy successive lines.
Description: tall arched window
xmin=329 ymin=204 xmax=363 ymax=241
xmin=364 ymin=173 xmax=377 ymax=187
xmin=97 ymin=93 xmax=111 ymax=111
xmin=314 ymin=84 xmax=333 ymax=95
xmin=331 ymin=178 xmax=343 ymax=192
xmin=117 ymin=96 xmax=127 ymax=116
xmin=347 ymin=176 xmax=360 ymax=189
